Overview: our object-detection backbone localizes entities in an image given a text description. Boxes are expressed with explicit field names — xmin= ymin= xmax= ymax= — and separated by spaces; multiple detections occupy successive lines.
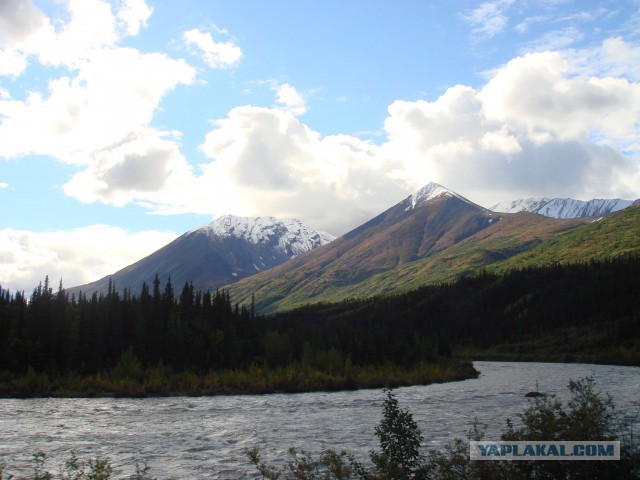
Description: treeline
xmin=1 ymin=254 xmax=638 ymax=396
xmin=0 ymin=275 xmax=470 ymax=397
xmin=272 ymin=254 xmax=640 ymax=366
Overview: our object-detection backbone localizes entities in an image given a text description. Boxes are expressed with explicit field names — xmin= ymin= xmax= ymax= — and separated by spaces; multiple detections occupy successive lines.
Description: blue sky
xmin=1 ymin=0 xmax=640 ymax=292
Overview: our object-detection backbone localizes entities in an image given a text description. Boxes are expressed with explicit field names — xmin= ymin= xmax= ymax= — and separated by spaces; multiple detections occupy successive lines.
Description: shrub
xmin=250 ymin=377 xmax=640 ymax=479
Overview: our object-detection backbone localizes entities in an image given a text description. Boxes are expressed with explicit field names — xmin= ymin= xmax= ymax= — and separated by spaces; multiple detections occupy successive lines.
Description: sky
xmin=1 ymin=0 xmax=640 ymax=293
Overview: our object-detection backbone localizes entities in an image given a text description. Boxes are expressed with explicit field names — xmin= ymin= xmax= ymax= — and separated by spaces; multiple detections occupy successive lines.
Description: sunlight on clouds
xmin=0 ymin=48 xmax=195 ymax=163
xmin=63 ymin=129 xmax=195 ymax=206
xmin=480 ymin=50 xmax=640 ymax=144
xmin=480 ymin=126 xmax=522 ymax=155
xmin=1 ymin=2 xmax=638 ymax=241
xmin=275 ymin=83 xmax=307 ymax=115
xmin=0 ymin=0 xmax=48 ymax=47
xmin=0 ymin=0 xmax=194 ymax=166
xmin=183 ymin=28 xmax=242 ymax=69
xmin=195 ymin=105 xmax=406 ymax=234
xmin=69 ymin=37 xmax=640 ymax=234
xmin=0 ymin=226 xmax=177 ymax=293
xmin=116 ymin=0 xmax=153 ymax=36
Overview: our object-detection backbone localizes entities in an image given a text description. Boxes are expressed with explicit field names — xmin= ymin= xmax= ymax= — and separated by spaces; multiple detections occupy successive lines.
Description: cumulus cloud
xmin=194 ymin=106 xmax=405 ymax=234
xmin=64 ymin=129 xmax=195 ymax=206
xmin=192 ymin=38 xmax=638 ymax=227
xmin=480 ymin=50 xmax=640 ymax=144
xmin=0 ymin=225 xmax=177 ymax=293
xmin=63 ymin=38 xmax=639 ymax=235
xmin=0 ymin=182 xmax=8 ymax=189
xmin=2 ymin=2 xmax=638 ymax=242
xmin=0 ymin=0 xmax=153 ymax=72
xmin=116 ymin=0 xmax=153 ymax=36
xmin=0 ymin=46 xmax=195 ymax=163
xmin=0 ymin=0 xmax=48 ymax=46
xmin=274 ymin=83 xmax=307 ymax=115
xmin=183 ymin=28 xmax=242 ymax=69
xmin=0 ymin=0 xmax=196 ymax=166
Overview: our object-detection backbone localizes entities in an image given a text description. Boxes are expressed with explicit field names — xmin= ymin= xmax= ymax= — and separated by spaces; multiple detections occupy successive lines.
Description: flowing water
xmin=1 ymin=361 xmax=638 ymax=479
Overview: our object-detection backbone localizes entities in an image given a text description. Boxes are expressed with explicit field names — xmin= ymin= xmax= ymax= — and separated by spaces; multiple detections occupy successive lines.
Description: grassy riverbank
xmin=0 ymin=360 xmax=477 ymax=398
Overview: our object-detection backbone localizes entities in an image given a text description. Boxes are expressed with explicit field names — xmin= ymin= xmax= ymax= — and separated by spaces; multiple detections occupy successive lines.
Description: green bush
xmin=249 ymin=377 xmax=640 ymax=479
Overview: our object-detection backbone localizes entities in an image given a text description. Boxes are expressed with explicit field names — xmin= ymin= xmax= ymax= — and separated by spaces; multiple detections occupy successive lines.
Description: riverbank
xmin=454 ymin=322 xmax=640 ymax=367
xmin=0 ymin=359 xmax=477 ymax=398
xmin=1 ymin=362 xmax=637 ymax=479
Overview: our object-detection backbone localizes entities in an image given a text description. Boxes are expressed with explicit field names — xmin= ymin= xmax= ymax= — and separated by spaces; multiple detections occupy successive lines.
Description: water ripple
xmin=0 ymin=362 xmax=638 ymax=479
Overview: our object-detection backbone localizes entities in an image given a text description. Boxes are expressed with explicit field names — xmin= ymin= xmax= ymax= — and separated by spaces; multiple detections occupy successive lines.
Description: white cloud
xmin=0 ymin=44 xmax=196 ymax=164
xmin=573 ymin=36 xmax=640 ymax=80
xmin=274 ymin=83 xmax=307 ymax=115
xmin=64 ymin=129 xmax=195 ymax=206
xmin=0 ymin=182 xmax=8 ymax=189
xmin=183 ymin=28 xmax=242 ymax=69
xmin=480 ymin=50 xmax=640 ymax=144
xmin=0 ymin=0 xmax=48 ymax=47
xmin=0 ymin=0 xmax=195 ymax=169
xmin=462 ymin=0 xmax=515 ymax=40
xmin=58 ymin=38 xmax=640 ymax=235
xmin=0 ymin=225 xmax=177 ymax=293
xmin=116 ymin=0 xmax=153 ymax=36
xmin=480 ymin=125 xmax=522 ymax=155
xmin=520 ymin=26 xmax=584 ymax=52
xmin=380 ymin=41 xmax=640 ymax=206
xmin=193 ymin=106 xmax=406 ymax=234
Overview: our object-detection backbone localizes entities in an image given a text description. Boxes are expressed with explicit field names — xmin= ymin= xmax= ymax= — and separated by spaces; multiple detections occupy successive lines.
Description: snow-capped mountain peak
xmin=408 ymin=182 xmax=475 ymax=210
xmin=194 ymin=215 xmax=335 ymax=257
xmin=490 ymin=197 xmax=635 ymax=219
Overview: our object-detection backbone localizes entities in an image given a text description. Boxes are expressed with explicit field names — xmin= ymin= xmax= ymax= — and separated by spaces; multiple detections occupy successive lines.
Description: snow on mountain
xmin=407 ymin=182 xmax=477 ymax=210
xmin=490 ymin=197 xmax=635 ymax=219
xmin=194 ymin=215 xmax=335 ymax=258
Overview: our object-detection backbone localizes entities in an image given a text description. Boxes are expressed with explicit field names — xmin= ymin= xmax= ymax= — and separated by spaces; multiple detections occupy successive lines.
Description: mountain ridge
xmin=68 ymin=215 xmax=334 ymax=296
xmin=490 ymin=196 xmax=635 ymax=218
xmin=227 ymin=183 xmax=503 ymax=312
xmin=69 ymin=183 xmax=639 ymax=312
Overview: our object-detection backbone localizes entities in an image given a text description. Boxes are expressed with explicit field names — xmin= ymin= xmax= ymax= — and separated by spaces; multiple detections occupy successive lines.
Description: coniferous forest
xmin=0 ymin=255 xmax=638 ymax=397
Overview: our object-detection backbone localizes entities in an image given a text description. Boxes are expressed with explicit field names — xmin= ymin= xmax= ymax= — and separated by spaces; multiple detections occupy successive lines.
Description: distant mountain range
xmin=71 ymin=184 xmax=640 ymax=313
xmin=68 ymin=215 xmax=334 ymax=296
xmin=490 ymin=197 xmax=636 ymax=218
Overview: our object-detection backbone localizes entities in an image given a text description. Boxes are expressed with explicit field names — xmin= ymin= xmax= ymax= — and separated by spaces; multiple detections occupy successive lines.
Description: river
xmin=1 ymin=361 xmax=638 ymax=479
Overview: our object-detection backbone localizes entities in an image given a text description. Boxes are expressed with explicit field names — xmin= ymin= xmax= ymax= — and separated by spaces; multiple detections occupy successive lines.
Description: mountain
xmin=227 ymin=183 xmax=505 ymax=312
xmin=490 ymin=197 xmax=635 ymax=218
xmin=69 ymin=215 xmax=334 ymax=296
xmin=228 ymin=184 xmax=640 ymax=314
xmin=490 ymin=203 xmax=640 ymax=272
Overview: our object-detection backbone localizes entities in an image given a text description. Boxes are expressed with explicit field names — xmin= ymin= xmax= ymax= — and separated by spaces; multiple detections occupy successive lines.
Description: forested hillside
xmin=1 ymin=254 xmax=637 ymax=397
xmin=229 ymin=205 xmax=640 ymax=313
xmin=273 ymin=254 xmax=640 ymax=366
xmin=0 ymin=275 xmax=472 ymax=397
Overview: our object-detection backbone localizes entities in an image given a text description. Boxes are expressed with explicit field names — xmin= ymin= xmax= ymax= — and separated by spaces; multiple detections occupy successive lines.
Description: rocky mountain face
xmin=490 ymin=197 xmax=635 ymax=218
xmin=227 ymin=183 xmax=505 ymax=312
xmin=68 ymin=216 xmax=334 ymax=296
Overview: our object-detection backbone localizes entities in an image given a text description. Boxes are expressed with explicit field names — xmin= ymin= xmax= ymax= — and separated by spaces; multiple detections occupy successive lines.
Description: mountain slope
xmin=333 ymin=211 xmax=585 ymax=298
xmin=69 ymin=216 xmax=334 ymax=296
xmin=227 ymin=183 xmax=501 ymax=312
xmin=490 ymin=204 xmax=640 ymax=272
xmin=229 ymin=187 xmax=640 ymax=314
xmin=490 ymin=197 xmax=635 ymax=218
